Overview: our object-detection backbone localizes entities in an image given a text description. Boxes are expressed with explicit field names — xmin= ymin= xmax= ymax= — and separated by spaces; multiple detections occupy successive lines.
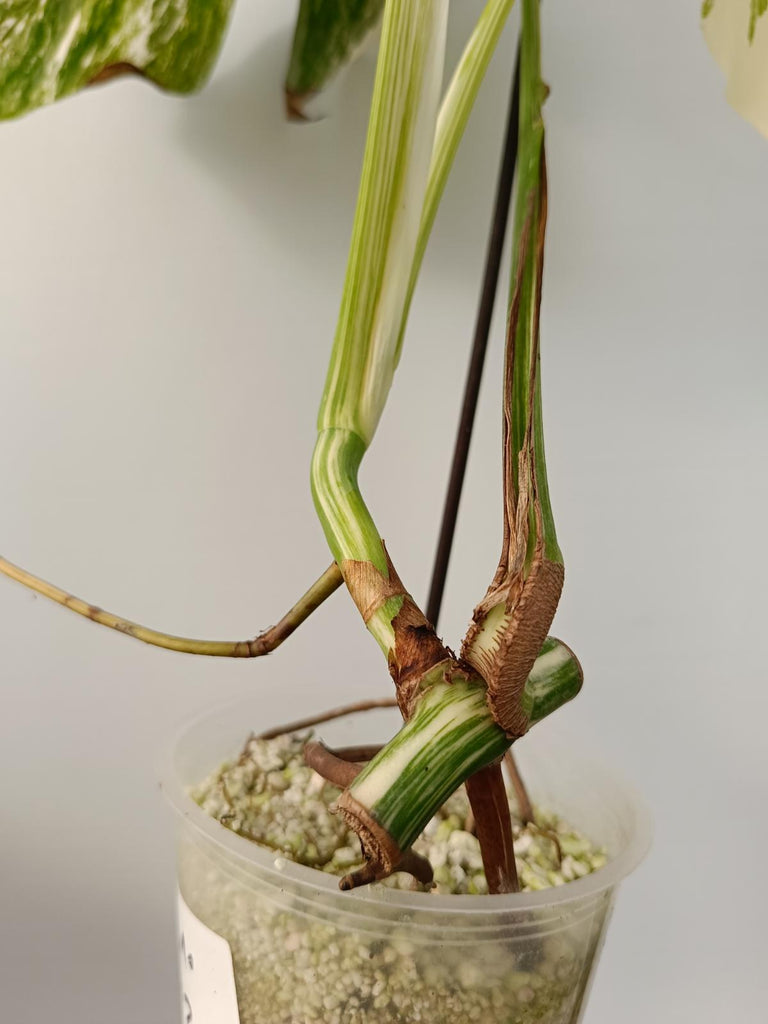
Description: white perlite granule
xmin=191 ymin=731 xmax=607 ymax=894
xmin=182 ymin=731 xmax=610 ymax=1024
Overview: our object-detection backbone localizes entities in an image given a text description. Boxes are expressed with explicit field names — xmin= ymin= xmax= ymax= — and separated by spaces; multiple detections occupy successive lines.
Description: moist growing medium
xmin=182 ymin=731 xmax=610 ymax=1024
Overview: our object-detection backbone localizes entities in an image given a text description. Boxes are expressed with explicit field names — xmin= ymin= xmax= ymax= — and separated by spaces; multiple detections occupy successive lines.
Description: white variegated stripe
xmin=311 ymin=429 xmax=376 ymax=564
xmin=318 ymin=0 xmax=449 ymax=444
xmin=395 ymin=0 xmax=516 ymax=361
xmin=1 ymin=1 xmax=232 ymax=120
xmin=349 ymin=685 xmax=486 ymax=808
xmin=527 ymin=639 xmax=572 ymax=684
xmin=312 ymin=0 xmax=517 ymax=637
xmin=349 ymin=680 xmax=512 ymax=848
xmin=378 ymin=717 xmax=499 ymax=827
xmin=357 ymin=1 xmax=449 ymax=436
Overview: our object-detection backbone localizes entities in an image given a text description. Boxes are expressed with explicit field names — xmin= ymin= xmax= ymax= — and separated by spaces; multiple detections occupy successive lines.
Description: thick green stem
xmin=339 ymin=679 xmax=510 ymax=860
xmin=312 ymin=0 xmax=582 ymax=886
xmin=311 ymin=0 xmax=518 ymax=672
xmin=336 ymin=645 xmax=581 ymax=867
xmin=507 ymin=0 xmax=558 ymax=564
xmin=311 ymin=0 xmax=450 ymax=673
xmin=460 ymin=0 xmax=570 ymax=739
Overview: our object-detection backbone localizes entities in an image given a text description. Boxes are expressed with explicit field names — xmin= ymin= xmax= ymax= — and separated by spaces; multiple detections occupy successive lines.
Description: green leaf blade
xmin=285 ymin=0 xmax=385 ymax=115
xmin=0 ymin=0 xmax=233 ymax=122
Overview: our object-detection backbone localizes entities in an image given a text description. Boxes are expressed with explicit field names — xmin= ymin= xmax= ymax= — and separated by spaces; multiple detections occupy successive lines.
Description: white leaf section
xmin=358 ymin=1 xmax=449 ymax=441
xmin=704 ymin=1 xmax=768 ymax=137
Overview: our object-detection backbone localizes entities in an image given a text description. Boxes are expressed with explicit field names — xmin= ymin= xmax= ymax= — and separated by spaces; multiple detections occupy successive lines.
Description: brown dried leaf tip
xmin=88 ymin=62 xmax=144 ymax=86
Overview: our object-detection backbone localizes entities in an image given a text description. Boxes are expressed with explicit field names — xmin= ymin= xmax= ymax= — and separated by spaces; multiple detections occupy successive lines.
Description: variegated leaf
xmin=0 ymin=0 xmax=233 ymax=121
xmin=703 ymin=0 xmax=768 ymax=137
xmin=285 ymin=0 xmax=384 ymax=117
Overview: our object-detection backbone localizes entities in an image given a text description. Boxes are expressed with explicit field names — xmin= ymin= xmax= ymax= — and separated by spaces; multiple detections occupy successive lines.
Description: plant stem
xmin=423 ymin=54 xmax=522 ymax=895
xmin=465 ymin=764 xmax=519 ymax=892
xmin=311 ymin=1 xmax=518 ymax=685
xmin=460 ymin=0 xmax=569 ymax=740
xmin=0 ymin=555 xmax=341 ymax=657
xmin=339 ymin=678 xmax=510 ymax=862
xmin=310 ymin=0 xmax=582 ymax=888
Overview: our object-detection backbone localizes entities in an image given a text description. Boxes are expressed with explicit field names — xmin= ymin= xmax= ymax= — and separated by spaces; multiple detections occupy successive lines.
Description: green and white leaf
xmin=396 ymin=0 xmax=515 ymax=360
xmin=312 ymin=0 xmax=450 ymax=651
xmin=703 ymin=0 xmax=768 ymax=137
xmin=317 ymin=0 xmax=449 ymax=447
xmin=285 ymin=0 xmax=385 ymax=115
xmin=0 ymin=0 xmax=233 ymax=121
xmin=312 ymin=0 xmax=516 ymax=623
xmin=702 ymin=0 xmax=767 ymax=40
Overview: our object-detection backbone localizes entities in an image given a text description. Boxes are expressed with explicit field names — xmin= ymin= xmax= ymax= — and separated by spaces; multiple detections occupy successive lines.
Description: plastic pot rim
xmin=161 ymin=694 xmax=653 ymax=916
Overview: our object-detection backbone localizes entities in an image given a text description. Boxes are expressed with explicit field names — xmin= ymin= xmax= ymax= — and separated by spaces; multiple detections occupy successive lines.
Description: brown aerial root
xmin=258 ymin=699 xmax=397 ymax=741
xmin=303 ymin=741 xmax=364 ymax=789
xmin=465 ymin=763 xmax=519 ymax=893
xmin=339 ymin=849 xmax=434 ymax=891
xmin=302 ymin=742 xmax=432 ymax=889
xmin=503 ymin=750 xmax=534 ymax=825
xmin=331 ymin=744 xmax=384 ymax=763
xmin=528 ymin=823 xmax=563 ymax=866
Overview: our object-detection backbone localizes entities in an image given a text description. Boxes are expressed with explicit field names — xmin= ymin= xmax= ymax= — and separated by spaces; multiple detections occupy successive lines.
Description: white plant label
xmin=177 ymin=892 xmax=240 ymax=1024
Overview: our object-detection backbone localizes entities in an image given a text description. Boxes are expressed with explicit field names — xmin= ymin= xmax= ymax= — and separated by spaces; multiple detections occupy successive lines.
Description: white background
xmin=1 ymin=2 xmax=766 ymax=1022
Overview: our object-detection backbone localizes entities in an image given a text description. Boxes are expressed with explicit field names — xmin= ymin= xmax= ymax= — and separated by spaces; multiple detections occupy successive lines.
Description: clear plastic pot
xmin=162 ymin=699 xmax=651 ymax=1024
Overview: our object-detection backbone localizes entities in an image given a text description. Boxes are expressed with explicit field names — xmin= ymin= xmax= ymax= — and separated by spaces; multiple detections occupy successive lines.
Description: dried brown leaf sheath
xmin=342 ymin=548 xmax=449 ymax=717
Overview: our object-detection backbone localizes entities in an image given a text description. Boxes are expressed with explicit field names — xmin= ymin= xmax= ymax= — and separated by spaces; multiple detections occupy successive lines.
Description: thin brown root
xmin=528 ymin=823 xmax=563 ymax=866
xmin=258 ymin=699 xmax=397 ymax=740
xmin=339 ymin=863 xmax=378 ymax=890
xmin=303 ymin=741 xmax=363 ymax=789
xmin=464 ymin=804 xmax=476 ymax=834
xmin=398 ymin=849 xmax=434 ymax=887
xmin=339 ymin=848 xmax=434 ymax=891
xmin=0 ymin=556 xmax=342 ymax=658
xmin=330 ymin=744 xmax=384 ymax=763
xmin=504 ymin=750 xmax=534 ymax=824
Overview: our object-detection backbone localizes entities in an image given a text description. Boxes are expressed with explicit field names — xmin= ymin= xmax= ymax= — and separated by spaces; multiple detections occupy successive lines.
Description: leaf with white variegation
xmin=0 ymin=0 xmax=233 ymax=121
xmin=462 ymin=0 xmax=565 ymax=738
xmin=702 ymin=0 xmax=768 ymax=137
xmin=285 ymin=0 xmax=385 ymax=118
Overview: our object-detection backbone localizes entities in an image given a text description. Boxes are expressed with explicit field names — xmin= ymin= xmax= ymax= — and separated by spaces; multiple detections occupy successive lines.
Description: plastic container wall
xmin=163 ymin=700 xmax=651 ymax=1024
